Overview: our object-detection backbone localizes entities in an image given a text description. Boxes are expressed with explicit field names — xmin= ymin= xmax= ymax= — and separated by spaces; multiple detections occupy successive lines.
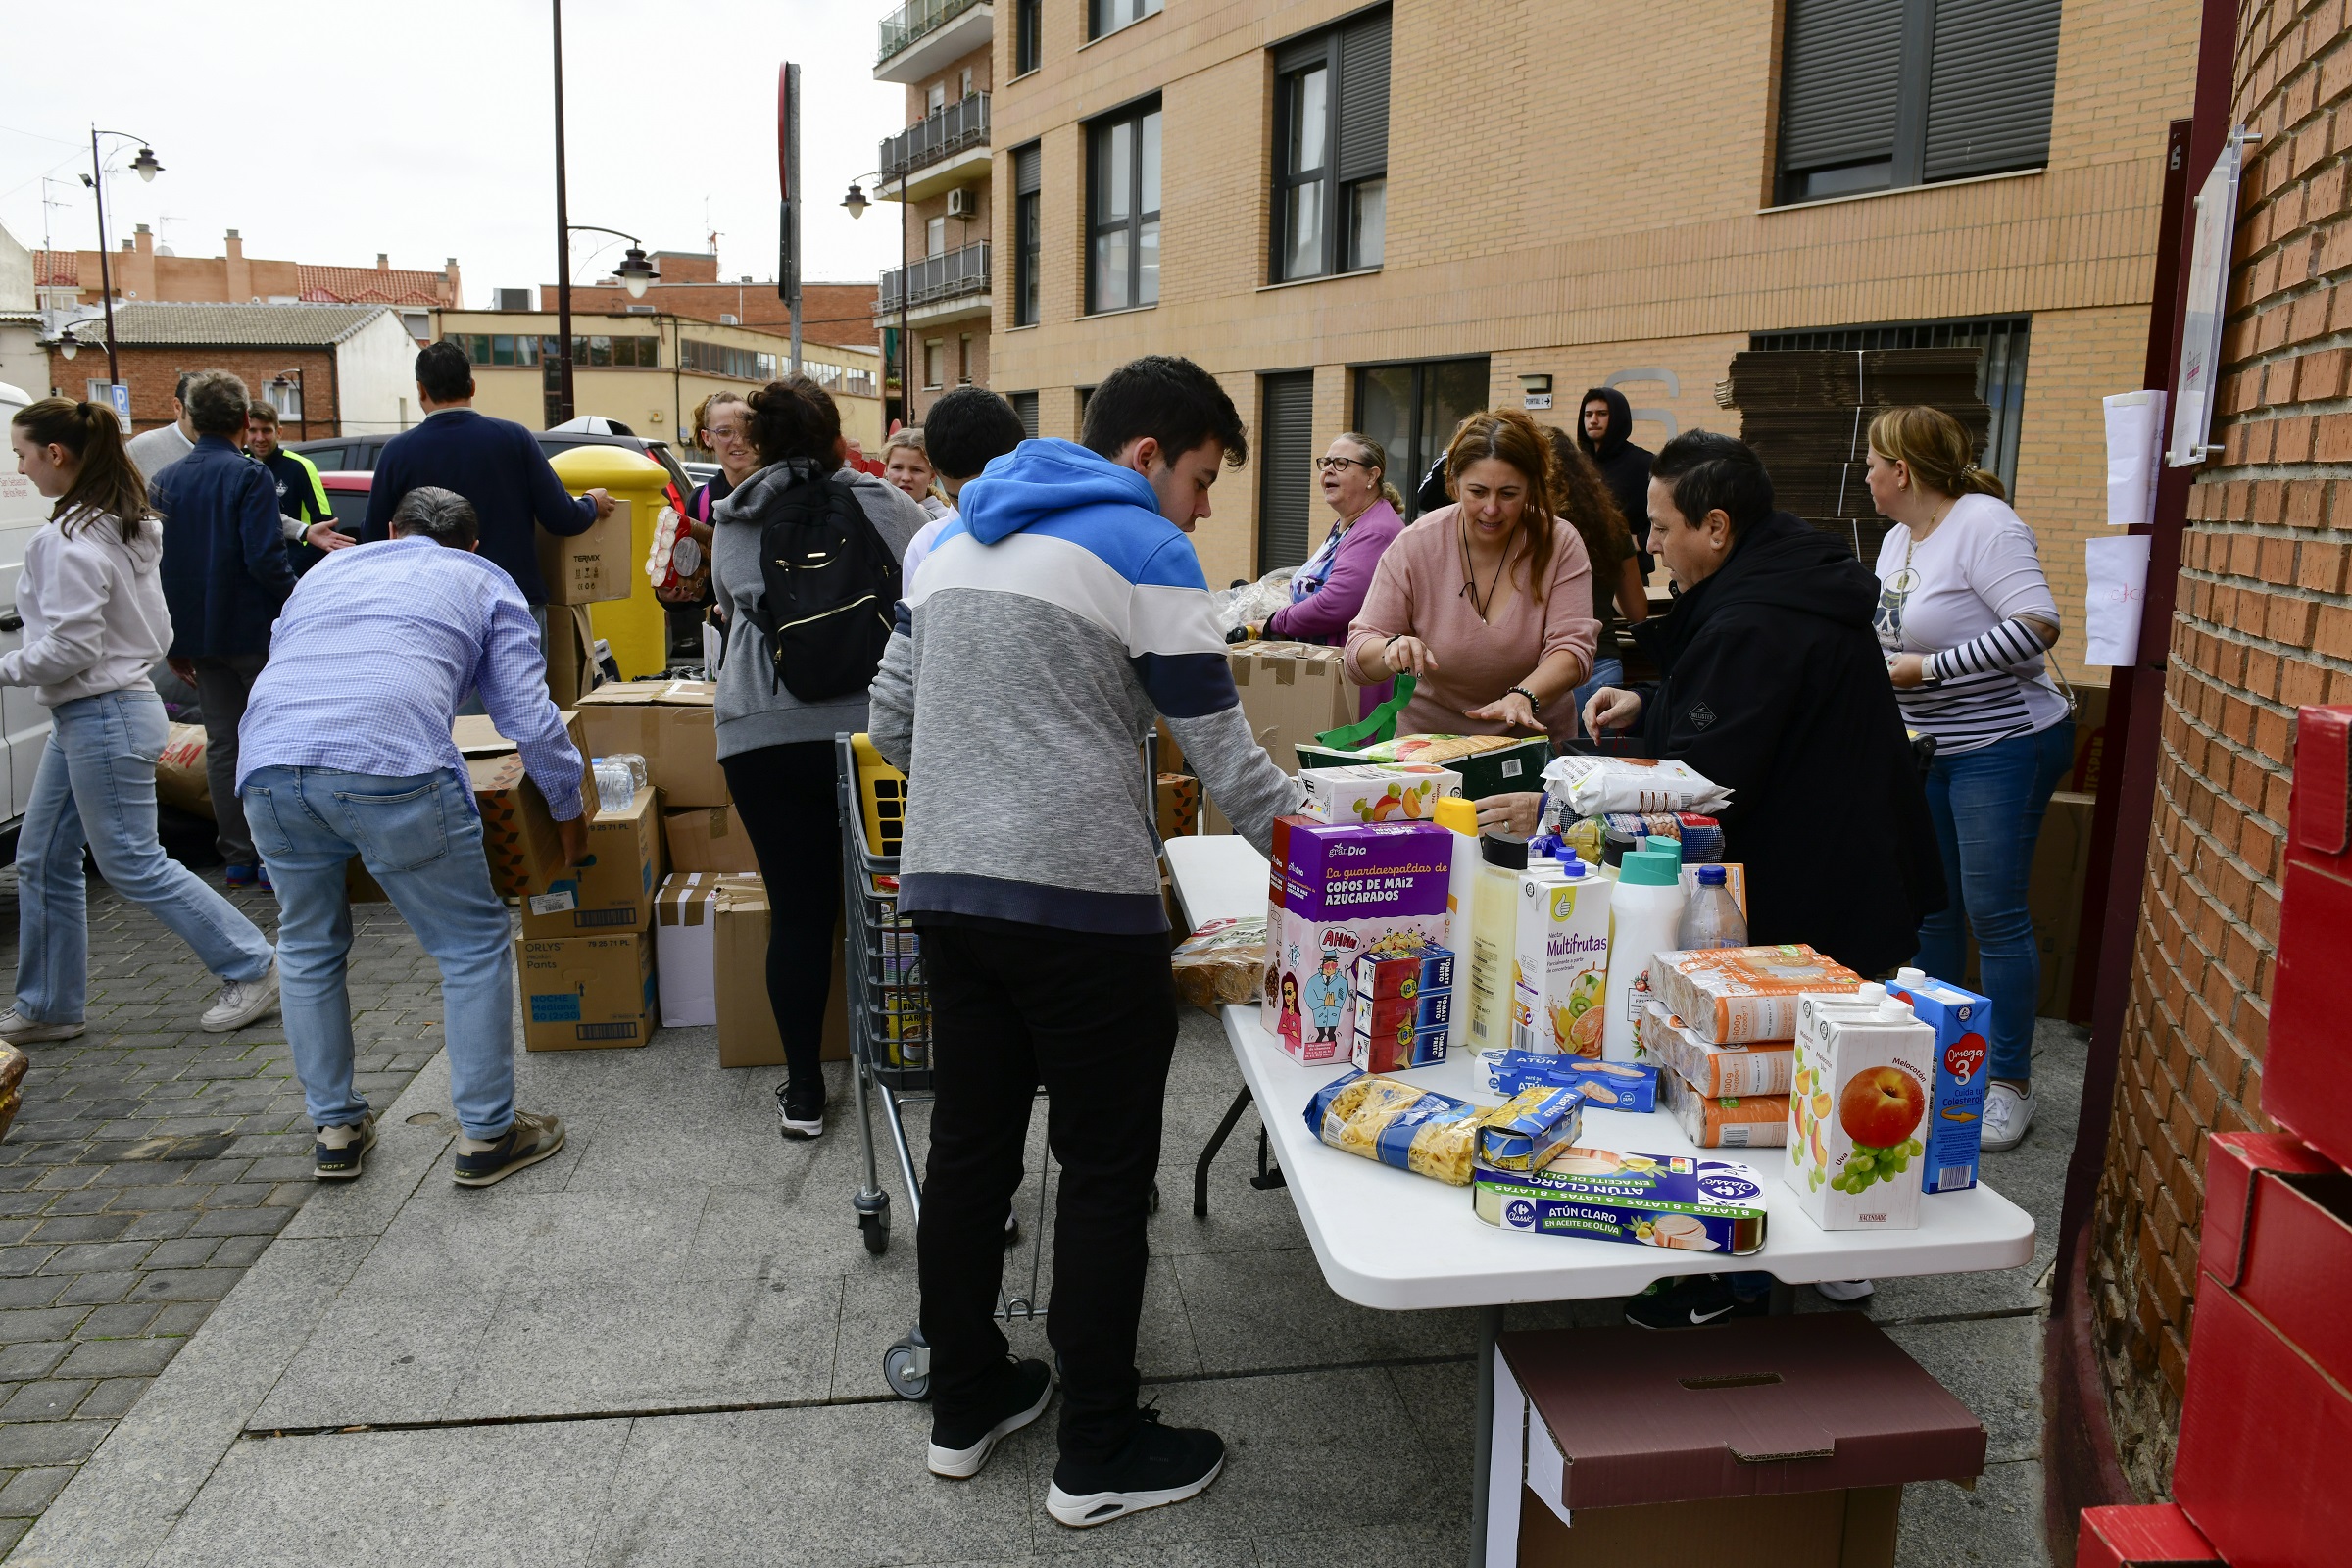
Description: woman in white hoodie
xmin=3 ymin=399 xmax=279 ymax=1042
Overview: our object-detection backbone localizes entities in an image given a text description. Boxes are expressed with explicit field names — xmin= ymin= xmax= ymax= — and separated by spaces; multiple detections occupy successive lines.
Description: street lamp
xmin=56 ymin=330 xmax=78 ymax=363
xmin=844 ymin=172 xmax=910 ymax=430
xmin=270 ymin=368 xmax=308 ymax=442
xmin=85 ymin=127 xmax=164 ymax=390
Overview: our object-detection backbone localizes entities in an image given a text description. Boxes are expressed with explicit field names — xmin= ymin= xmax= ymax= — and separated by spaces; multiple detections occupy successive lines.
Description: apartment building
xmin=984 ymin=0 xmax=2202 ymax=675
xmin=874 ymin=0 xmax=999 ymax=421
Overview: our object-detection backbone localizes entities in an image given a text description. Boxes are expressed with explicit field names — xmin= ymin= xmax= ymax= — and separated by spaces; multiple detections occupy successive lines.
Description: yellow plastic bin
xmin=548 ymin=445 xmax=674 ymax=679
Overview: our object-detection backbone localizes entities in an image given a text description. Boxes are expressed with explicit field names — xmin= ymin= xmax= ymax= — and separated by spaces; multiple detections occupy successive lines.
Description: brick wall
xmin=45 ymin=347 xmax=341 ymax=436
xmin=2088 ymin=0 xmax=2352 ymax=1498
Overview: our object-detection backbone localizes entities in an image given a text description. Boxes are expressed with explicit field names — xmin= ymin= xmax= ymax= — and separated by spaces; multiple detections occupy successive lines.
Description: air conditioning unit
xmin=947 ymin=187 xmax=977 ymax=220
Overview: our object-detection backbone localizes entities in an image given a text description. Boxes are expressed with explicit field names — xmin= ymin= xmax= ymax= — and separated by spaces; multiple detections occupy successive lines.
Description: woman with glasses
xmin=1252 ymin=434 xmax=1407 ymax=714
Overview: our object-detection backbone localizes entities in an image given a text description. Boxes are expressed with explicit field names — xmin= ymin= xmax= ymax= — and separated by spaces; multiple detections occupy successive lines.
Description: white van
xmin=0 ymin=380 xmax=55 ymax=846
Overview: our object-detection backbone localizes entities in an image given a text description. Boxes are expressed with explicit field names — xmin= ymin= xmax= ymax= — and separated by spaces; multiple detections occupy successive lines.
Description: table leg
xmin=1193 ymin=1087 xmax=1253 ymax=1218
xmin=1469 ymin=1302 xmax=1503 ymax=1568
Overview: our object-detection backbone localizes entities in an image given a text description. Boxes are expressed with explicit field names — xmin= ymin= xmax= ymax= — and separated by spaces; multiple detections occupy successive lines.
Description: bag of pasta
xmin=1169 ymin=916 xmax=1266 ymax=1010
xmin=1304 ymin=1073 xmax=1574 ymax=1187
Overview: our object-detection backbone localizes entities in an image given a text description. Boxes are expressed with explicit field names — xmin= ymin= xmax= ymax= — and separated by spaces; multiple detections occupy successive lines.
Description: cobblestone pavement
xmin=0 ymin=869 xmax=440 ymax=1554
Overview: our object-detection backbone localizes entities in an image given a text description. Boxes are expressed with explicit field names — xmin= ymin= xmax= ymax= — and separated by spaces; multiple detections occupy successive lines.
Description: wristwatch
xmin=1508 ymin=684 xmax=1541 ymax=714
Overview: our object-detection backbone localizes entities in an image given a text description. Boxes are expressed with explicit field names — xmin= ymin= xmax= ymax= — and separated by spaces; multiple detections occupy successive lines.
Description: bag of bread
xmin=1170 ymin=917 xmax=1265 ymax=1010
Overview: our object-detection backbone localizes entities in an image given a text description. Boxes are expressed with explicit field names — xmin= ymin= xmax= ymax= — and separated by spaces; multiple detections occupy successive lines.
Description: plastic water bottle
xmin=1678 ymin=863 xmax=1747 ymax=950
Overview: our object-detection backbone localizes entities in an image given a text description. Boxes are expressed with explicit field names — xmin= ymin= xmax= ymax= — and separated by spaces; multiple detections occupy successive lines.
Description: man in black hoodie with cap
xmin=1583 ymin=431 xmax=1941 ymax=977
xmin=1579 ymin=387 xmax=1653 ymax=575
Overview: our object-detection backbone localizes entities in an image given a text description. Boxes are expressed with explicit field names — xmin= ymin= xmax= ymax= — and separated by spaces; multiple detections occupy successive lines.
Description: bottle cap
xmin=1645 ymin=834 xmax=1682 ymax=863
xmin=1618 ymin=848 xmax=1681 ymax=887
xmin=1697 ymin=864 xmax=1727 ymax=885
xmin=1559 ymin=858 xmax=1587 ymax=879
xmin=1482 ymin=835 xmax=1529 ymax=870
xmin=1895 ymin=965 xmax=1926 ymax=983
xmin=1433 ymin=797 xmax=1478 ymax=835
xmin=1600 ymin=824 xmax=1642 ymax=867
xmin=1855 ymin=982 xmax=1886 ymax=1004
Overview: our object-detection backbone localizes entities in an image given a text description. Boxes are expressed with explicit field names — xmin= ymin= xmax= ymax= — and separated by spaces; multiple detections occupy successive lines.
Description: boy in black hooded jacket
xmin=1579 ymin=386 xmax=1654 ymax=575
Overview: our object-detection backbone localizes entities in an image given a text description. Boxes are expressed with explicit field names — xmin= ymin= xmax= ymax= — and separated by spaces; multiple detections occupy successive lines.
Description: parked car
xmin=290 ymin=416 xmax=693 ymax=500
xmin=0 ymin=380 xmax=53 ymax=851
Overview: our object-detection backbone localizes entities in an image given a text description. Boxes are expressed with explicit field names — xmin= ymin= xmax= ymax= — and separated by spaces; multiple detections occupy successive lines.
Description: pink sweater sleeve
xmin=1344 ymin=531 xmax=1418 ymax=683
xmin=1267 ymin=505 xmax=1401 ymax=643
xmin=1541 ymin=522 xmax=1600 ymax=677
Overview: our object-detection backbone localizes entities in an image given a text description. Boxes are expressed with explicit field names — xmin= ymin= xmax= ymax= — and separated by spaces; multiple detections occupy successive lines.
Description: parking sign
xmin=108 ymin=384 xmax=130 ymax=432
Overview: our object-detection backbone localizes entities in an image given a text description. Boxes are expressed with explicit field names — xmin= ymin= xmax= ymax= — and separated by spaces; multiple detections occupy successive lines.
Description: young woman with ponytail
xmin=2 ymin=399 xmax=279 ymax=1044
xmin=1867 ymin=404 xmax=2070 ymax=1152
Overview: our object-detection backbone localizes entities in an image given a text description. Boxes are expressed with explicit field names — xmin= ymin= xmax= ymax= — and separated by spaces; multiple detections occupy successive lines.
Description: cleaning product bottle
xmin=1463 ymin=835 xmax=1528 ymax=1053
xmin=1678 ymin=863 xmax=1748 ymax=950
xmin=1601 ymin=846 xmax=1687 ymax=1062
xmin=1434 ymin=797 xmax=1480 ymax=1058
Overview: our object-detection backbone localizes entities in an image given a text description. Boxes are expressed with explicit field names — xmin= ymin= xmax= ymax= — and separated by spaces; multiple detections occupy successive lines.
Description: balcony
xmin=877 ymin=241 xmax=992 ymax=325
xmin=881 ymin=93 xmax=990 ymax=201
xmin=875 ymin=0 xmax=992 ymax=84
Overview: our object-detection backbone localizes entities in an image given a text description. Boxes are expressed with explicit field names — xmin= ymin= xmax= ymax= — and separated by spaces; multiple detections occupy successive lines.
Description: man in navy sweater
xmin=361 ymin=341 xmax=612 ymax=613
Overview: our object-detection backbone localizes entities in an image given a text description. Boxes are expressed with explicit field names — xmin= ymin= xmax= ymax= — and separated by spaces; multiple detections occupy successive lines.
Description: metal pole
xmin=553 ymin=0 xmax=576 ymax=424
xmin=786 ymin=63 xmax=804 ymax=375
xmin=296 ymin=368 xmax=308 ymax=441
xmin=90 ymin=127 xmax=121 ymax=392
xmin=900 ymin=186 xmax=909 ymax=430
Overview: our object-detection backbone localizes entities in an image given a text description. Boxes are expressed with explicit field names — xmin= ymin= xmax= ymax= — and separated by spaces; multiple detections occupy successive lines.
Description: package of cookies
xmin=1647 ymin=945 xmax=1864 ymax=1044
xmin=1640 ymin=1000 xmax=1794 ymax=1096
xmin=1658 ymin=1066 xmax=1789 ymax=1148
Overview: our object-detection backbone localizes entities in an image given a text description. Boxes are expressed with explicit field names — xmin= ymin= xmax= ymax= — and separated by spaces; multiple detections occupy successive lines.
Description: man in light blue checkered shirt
xmin=238 ymin=487 xmax=589 ymax=1190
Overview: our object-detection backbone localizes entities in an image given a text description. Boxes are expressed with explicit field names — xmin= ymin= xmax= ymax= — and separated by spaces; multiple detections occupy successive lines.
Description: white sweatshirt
xmin=0 ymin=510 xmax=173 ymax=707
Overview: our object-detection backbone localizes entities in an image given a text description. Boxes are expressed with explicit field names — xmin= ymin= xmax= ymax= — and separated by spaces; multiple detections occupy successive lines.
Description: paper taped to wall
xmin=2103 ymin=390 xmax=2166 ymax=528
xmin=2085 ymin=534 xmax=2152 ymax=665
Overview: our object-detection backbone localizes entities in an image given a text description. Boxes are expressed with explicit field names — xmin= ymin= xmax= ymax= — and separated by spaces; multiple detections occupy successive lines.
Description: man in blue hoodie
xmin=869 ymin=355 xmax=1303 ymax=1526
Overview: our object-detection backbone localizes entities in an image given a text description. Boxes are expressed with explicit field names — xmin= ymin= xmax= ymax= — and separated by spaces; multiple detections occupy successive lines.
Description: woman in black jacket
xmin=1583 ymin=432 xmax=1942 ymax=978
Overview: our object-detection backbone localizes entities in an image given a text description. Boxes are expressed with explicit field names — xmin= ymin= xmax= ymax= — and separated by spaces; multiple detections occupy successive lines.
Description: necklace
xmin=1459 ymin=517 xmax=1512 ymax=620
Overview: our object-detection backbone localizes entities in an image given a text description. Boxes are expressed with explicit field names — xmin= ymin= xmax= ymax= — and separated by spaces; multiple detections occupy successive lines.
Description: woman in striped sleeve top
xmin=1867 ymin=406 xmax=2073 ymax=1153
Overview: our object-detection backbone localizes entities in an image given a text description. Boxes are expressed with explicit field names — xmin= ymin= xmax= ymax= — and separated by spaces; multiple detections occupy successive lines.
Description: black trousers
xmin=717 ymin=741 xmax=841 ymax=1094
xmin=914 ymin=919 xmax=1176 ymax=1463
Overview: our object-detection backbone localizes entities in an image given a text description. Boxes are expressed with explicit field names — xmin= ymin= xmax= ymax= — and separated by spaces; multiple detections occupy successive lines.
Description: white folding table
xmin=1163 ymin=834 xmax=2036 ymax=1567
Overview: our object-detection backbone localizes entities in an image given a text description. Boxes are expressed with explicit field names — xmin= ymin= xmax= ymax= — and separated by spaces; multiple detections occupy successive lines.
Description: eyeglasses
xmin=1316 ymin=456 xmax=1375 ymax=473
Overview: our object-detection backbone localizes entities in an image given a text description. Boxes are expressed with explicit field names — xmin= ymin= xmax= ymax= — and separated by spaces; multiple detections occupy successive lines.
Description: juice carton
xmin=1510 ymin=867 xmax=1614 ymax=1057
xmin=1263 ymin=816 xmax=1453 ymax=1066
xmin=1785 ymin=988 xmax=1936 ymax=1231
xmin=1297 ymin=764 xmax=1464 ymax=824
xmin=1888 ymin=970 xmax=1992 ymax=1195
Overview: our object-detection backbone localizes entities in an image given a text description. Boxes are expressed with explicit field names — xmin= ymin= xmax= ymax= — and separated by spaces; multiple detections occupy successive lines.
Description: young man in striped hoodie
xmin=868 ymin=355 xmax=1302 ymax=1526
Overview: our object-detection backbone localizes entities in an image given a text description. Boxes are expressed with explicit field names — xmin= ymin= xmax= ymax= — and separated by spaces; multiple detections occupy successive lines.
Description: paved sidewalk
xmin=0 ymin=873 xmax=440 ymax=1552
xmin=4 ymin=986 xmax=2082 ymax=1568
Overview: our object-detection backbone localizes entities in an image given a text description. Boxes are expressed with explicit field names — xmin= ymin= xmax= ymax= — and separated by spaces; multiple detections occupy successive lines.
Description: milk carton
xmin=1263 ymin=816 xmax=1453 ymax=1066
xmin=1785 ymin=986 xmax=1936 ymax=1231
xmin=1509 ymin=865 xmax=1613 ymax=1057
xmin=1888 ymin=969 xmax=1992 ymax=1195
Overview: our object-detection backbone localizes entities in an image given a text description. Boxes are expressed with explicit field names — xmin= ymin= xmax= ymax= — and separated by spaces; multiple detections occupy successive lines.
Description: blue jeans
xmin=1912 ymin=720 xmax=2076 ymax=1084
xmin=14 ymin=689 xmax=275 ymax=1023
xmin=242 ymin=766 xmax=517 ymax=1139
xmin=1572 ymin=657 xmax=1626 ymax=739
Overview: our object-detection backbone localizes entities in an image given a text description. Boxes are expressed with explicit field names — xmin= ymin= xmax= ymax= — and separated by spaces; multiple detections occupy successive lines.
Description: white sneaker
xmin=0 ymin=1009 xmax=84 ymax=1045
xmin=1981 ymin=1081 xmax=2036 ymax=1152
xmin=202 ymin=957 xmax=281 ymax=1033
xmin=1814 ymin=1279 xmax=1876 ymax=1302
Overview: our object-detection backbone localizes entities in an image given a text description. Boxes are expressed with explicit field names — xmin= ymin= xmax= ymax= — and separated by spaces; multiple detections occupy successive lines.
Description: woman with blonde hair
xmin=880 ymin=428 xmax=950 ymax=519
xmin=1868 ymin=404 xmax=2070 ymax=1152
xmin=1346 ymin=410 xmax=1598 ymax=747
xmin=1254 ymin=432 xmax=1408 ymax=714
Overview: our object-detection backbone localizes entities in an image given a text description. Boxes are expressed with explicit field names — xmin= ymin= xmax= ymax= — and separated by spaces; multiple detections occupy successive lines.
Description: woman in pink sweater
xmin=1345 ymin=410 xmax=1599 ymax=749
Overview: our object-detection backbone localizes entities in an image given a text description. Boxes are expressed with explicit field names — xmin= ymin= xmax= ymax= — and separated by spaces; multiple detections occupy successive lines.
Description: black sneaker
xmin=929 ymin=1357 xmax=1054 ymax=1479
xmin=776 ymin=1080 xmax=825 ymax=1141
xmin=1046 ymin=1408 xmax=1224 ymax=1528
xmin=314 ymin=1112 xmax=377 ymax=1180
xmin=1623 ymin=1274 xmax=1769 ymax=1330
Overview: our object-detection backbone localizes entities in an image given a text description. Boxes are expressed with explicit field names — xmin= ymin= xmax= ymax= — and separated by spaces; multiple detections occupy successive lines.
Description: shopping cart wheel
xmin=883 ymin=1333 xmax=931 ymax=1401
xmin=859 ymin=1209 xmax=890 ymax=1257
xmin=1004 ymin=1212 xmax=1021 ymax=1249
xmin=1149 ymin=1180 xmax=1162 ymax=1214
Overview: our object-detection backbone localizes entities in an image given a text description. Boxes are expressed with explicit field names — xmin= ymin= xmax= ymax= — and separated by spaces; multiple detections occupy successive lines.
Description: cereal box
xmin=1658 ymin=1067 xmax=1789 ymax=1148
xmin=1647 ymin=945 xmax=1865 ymax=1044
xmin=1263 ymin=817 xmax=1453 ymax=1066
xmin=1297 ymin=764 xmax=1464 ymax=825
xmin=1888 ymin=973 xmax=1993 ymax=1195
xmin=1785 ymin=991 xmax=1936 ymax=1231
xmin=1640 ymin=1000 xmax=1794 ymax=1096
xmin=1473 ymin=1147 xmax=1768 ymax=1253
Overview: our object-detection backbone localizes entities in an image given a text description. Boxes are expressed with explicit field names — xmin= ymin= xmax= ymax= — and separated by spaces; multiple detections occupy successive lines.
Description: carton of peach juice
xmin=1785 ymin=988 xmax=1936 ymax=1232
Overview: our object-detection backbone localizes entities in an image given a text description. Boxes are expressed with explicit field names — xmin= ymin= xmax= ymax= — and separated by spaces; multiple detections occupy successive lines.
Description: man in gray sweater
xmin=868 ymin=355 xmax=1302 ymax=1528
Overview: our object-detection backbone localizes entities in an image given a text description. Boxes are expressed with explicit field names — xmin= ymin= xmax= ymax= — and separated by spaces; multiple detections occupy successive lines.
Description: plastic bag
xmin=1541 ymin=754 xmax=1732 ymax=817
xmin=1212 ymin=568 xmax=1297 ymax=637
xmin=1170 ymin=916 xmax=1265 ymax=1009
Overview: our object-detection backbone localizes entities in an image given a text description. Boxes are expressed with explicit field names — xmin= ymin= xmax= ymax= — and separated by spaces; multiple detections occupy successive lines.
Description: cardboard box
xmin=462 ymin=710 xmax=598 ymax=899
xmin=1497 ymin=1315 xmax=1984 ymax=1567
xmin=517 ymin=931 xmax=656 ymax=1050
xmin=2076 ymin=1504 xmax=2223 ymax=1568
xmin=663 ymin=805 xmax=758 ymax=873
xmin=711 ymin=879 xmax=849 ymax=1067
xmin=1296 ymin=734 xmax=1549 ymax=804
xmin=1297 ymin=763 xmax=1463 ymax=824
xmin=518 ymin=783 xmax=662 ymax=938
xmin=575 ymin=680 xmax=729 ymax=808
xmin=2027 ymin=790 xmax=2094 ymax=1023
xmin=1202 ymin=642 xmax=1359 ymax=831
xmin=1154 ymin=772 xmax=1200 ymax=841
xmin=1787 ymin=993 xmax=1935 ymax=1231
xmin=546 ymin=605 xmax=598 ymax=710
xmin=2264 ymin=706 xmax=2352 ymax=1169
xmin=654 ymin=872 xmax=762 ymax=1027
xmin=537 ymin=496 xmax=635 ymax=605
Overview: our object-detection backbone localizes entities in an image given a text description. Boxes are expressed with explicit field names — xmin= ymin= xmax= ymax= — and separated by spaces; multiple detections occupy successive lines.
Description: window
xmin=1015 ymin=0 xmax=1042 ymax=74
xmin=1257 ymin=371 xmax=1317 ymax=571
xmin=1011 ymin=391 xmax=1040 ymax=438
xmin=927 ymin=81 xmax=948 ymax=114
xmin=1087 ymin=100 xmax=1161 ymax=313
xmin=267 ymin=377 xmax=303 ymax=421
xmin=1271 ymin=9 xmax=1391 ymax=281
xmin=1090 ymin=0 xmax=1159 ymax=40
xmin=1352 ymin=357 xmax=1489 ymax=521
xmin=959 ymin=67 xmax=974 ymax=98
xmin=957 ymin=334 xmax=974 ymax=384
xmin=457 ymin=332 xmax=543 ymax=367
xmin=84 ymin=378 xmax=112 ymax=404
xmin=1013 ymin=143 xmax=1043 ymax=325
xmin=680 ymin=339 xmax=782 ymax=381
xmin=923 ymin=339 xmax=944 ymax=389
xmin=1776 ymin=0 xmax=2061 ymax=204
xmin=927 ymin=216 xmax=949 ymax=257
xmin=533 ymin=334 xmax=659 ymax=368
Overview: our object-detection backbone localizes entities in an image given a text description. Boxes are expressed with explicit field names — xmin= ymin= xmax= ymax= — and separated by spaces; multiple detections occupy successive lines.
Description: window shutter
xmin=1923 ymin=0 xmax=2062 ymax=181
xmin=1257 ymin=372 xmax=1317 ymax=572
xmin=1014 ymin=143 xmax=1042 ymax=196
xmin=1777 ymin=0 xmax=1905 ymax=173
xmin=1011 ymin=391 xmax=1039 ymax=440
xmin=1335 ymin=11 xmax=1392 ymax=182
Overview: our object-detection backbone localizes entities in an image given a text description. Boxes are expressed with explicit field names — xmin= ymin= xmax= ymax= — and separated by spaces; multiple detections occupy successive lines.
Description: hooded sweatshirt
xmin=867 ymin=438 xmax=1304 ymax=935
xmin=0 ymin=509 xmax=172 ymax=707
xmin=1626 ymin=511 xmax=1943 ymax=976
xmin=1578 ymin=387 xmax=1653 ymax=572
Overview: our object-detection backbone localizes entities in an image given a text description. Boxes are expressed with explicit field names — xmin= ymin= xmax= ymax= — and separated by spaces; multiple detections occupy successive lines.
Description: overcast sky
xmin=0 ymin=0 xmax=908 ymax=308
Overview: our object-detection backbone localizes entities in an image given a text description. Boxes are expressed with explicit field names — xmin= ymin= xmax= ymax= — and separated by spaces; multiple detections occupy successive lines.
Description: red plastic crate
xmin=2198 ymin=1134 xmax=2352 ymax=1388
xmin=2269 ymin=707 xmax=2352 ymax=1174
xmin=2076 ymin=1503 xmax=2223 ymax=1568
